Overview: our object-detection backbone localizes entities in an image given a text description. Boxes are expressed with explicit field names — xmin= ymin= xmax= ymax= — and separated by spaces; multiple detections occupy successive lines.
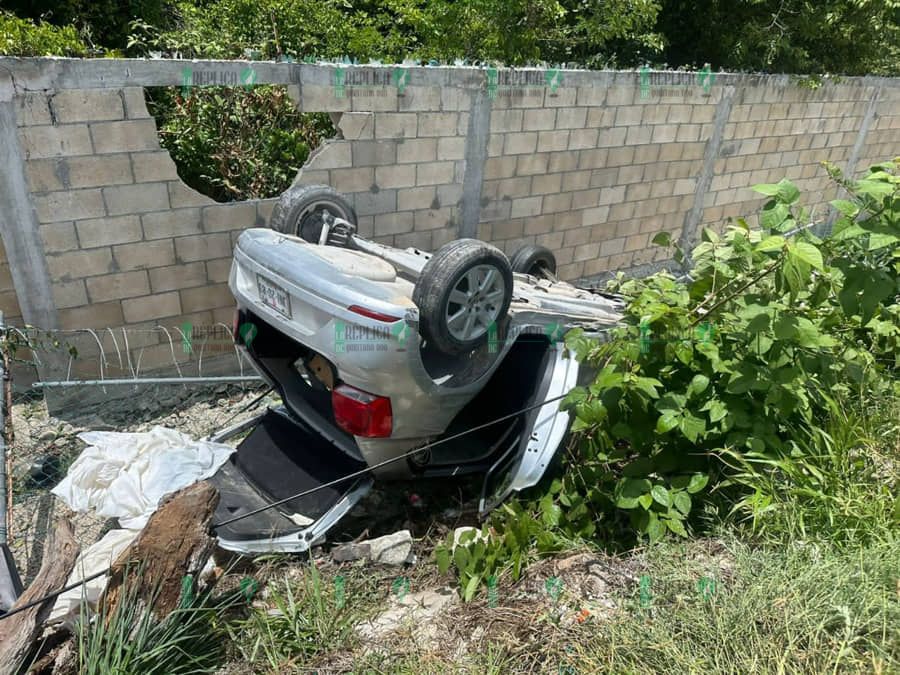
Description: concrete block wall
xmin=0 ymin=59 xmax=898 ymax=379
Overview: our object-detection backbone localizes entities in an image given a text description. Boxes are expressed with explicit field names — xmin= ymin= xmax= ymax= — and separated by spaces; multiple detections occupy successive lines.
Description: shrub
xmin=0 ymin=11 xmax=88 ymax=56
xmin=147 ymin=85 xmax=334 ymax=202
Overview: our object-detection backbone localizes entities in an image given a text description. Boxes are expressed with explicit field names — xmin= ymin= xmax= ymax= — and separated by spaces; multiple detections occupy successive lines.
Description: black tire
xmin=269 ymin=184 xmax=357 ymax=243
xmin=510 ymin=244 xmax=557 ymax=276
xmin=413 ymin=239 xmax=513 ymax=355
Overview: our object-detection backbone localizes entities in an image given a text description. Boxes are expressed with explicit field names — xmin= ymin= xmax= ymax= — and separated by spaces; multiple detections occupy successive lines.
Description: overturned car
xmin=211 ymin=185 xmax=622 ymax=553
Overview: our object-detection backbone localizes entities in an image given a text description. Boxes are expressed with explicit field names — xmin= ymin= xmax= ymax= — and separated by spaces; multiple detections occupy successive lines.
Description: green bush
xmin=147 ymin=85 xmax=334 ymax=202
xmin=0 ymin=11 xmax=88 ymax=56
xmin=438 ymin=160 xmax=899 ymax=595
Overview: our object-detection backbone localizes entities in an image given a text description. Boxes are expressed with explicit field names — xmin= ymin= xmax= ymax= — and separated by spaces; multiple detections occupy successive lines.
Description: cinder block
xmin=180 ymin=283 xmax=233 ymax=313
xmin=494 ymin=177 xmax=532 ymax=199
xmin=417 ymin=113 xmax=459 ymax=136
xmin=352 ymin=140 xmax=397 ymax=166
xmin=414 ymin=207 xmax=453 ymax=231
xmin=492 ymin=220 xmax=524 ymax=240
xmin=40 ymin=222 xmax=79 ymax=253
xmin=573 ymin=242 xmax=601 ymax=262
xmin=373 ymin=211 xmax=414 ymax=236
xmin=437 ymin=136 xmax=465 ymax=160
xmin=19 ymin=125 xmax=92 ymax=159
xmin=122 ymin=87 xmax=151 ymax=119
xmin=46 ymin=247 xmax=114 ymax=281
xmin=331 ymin=167 xmax=375 ymax=192
xmin=15 ymin=93 xmax=51 ymax=126
xmin=90 ymin=119 xmax=160 ymax=153
xmin=113 ymin=239 xmax=176 ymax=271
xmin=26 ymin=159 xmax=67 ymax=192
xmin=51 ymin=90 xmax=123 ymax=123
xmin=634 ymin=145 xmax=659 ymax=164
xmin=504 ymin=132 xmax=538 ymax=154
xmin=297 ymin=84 xmax=348 ymax=112
xmin=375 ymin=113 xmax=418 ymax=138
xmin=516 ymin=153 xmax=549 ymax=176
xmin=142 ymin=209 xmax=202 ymax=239
xmin=522 ymin=109 xmax=555 ymax=131
xmin=542 ymin=192 xmax=572 ymax=214
xmin=531 ymin=173 xmax=562 ymax=195
xmin=599 ymin=238 xmax=626 ymax=256
xmin=437 ymin=183 xmax=463 ymax=206
xmin=606 ymin=147 xmax=635 ymax=167
xmin=597 ymin=186 xmax=627 ymax=205
xmin=73 ymin=154 xmax=134 ymax=188
xmin=76 ymin=215 xmax=143 ymax=247
xmin=52 ymin=280 xmax=88 ymax=309
xmin=306 ymin=142 xmax=352 ymax=169
xmin=396 ymin=138 xmax=437 ymax=163
xmin=549 ymin=151 xmax=579 ymax=173
xmin=537 ymin=130 xmax=569 ymax=153
xmin=416 ymin=161 xmax=455 ymax=186
xmin=375 ymin=164 xmax=417 ymax=189
xmin=168 ymin=181 xmax=216 ymax=208
xmin=205 ymin=258 xmax=233 ymax=285
xmin=337 ymin=112 xmax=374 ymax=140
xmin=571 ymin=188 xmax=601 ymax=210
xmin=568 ymin=128 xmax=599 ymax=150
xmin=490 ymin=110 xmax=524 ymax=133
xmin=175 ymin=233 xmax=231 ymax=263
xmin=103 ymin=182 xmax=169 ymax=215
xmin=397 ymin=186 xmax=436 ymax=211
xmin=86 ymin=270 xmax=151 ymax=302
xmin=618 ymin=165 xmax=644 ymax=184
xmin=59 ymin=300 xmax=124 ymax=330
xmin=203 ymin=203 xmax=257 ymax=232
xmin=651 ymin=125 xmax=679 ymax=144
xmin=675 ymin=124 xmax=701 ymax=142
xmin=625 ymin=125 xmax=653 ymax=145
xmin=511 ymin=196 xmax=542 ymax=218
xmin=481 ymin=199 xmax=511 ymax=223
xmin=556 ymin=107 xmax=587 ymax=129
xmin=596 ymin=127 xmax=627 ymax=147
xmin=614 ymin=106 xmax=643 ymax=127
xmin=355 ymin=189 xmax=397 ymax=216
xmin=586 ymin=108 xmax=615 ymax=128
xmin=544 ymin=88 xmax=578 ymax=107
xmin=34 ymin=189 xmax=105 ymax=223
xmin=149 ymin=262 xmax=207 ymax=292
xmin=484 ymin=156 xmax=517 ymax=180
xmin=523 ymin=214 xmax=554 ymax=235
xmin=123 ymin=291 xmax=181 ymax=323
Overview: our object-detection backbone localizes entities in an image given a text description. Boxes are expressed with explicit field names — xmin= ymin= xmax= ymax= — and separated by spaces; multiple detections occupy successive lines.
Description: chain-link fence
xmin=1 ymin=321 xmax=274 ymax=586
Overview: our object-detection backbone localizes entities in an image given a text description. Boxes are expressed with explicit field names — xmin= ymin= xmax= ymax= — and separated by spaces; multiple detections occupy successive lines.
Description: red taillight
xmin=348 ymin=305 xmax=401 ymax=323
xmin=331 ymin=384 xmax=392 ymax=438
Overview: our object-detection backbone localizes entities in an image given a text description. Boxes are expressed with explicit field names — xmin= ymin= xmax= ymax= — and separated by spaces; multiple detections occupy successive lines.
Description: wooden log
xmin=101 ymin=481 xmax=219 ymax=619
xmin=0 ymin=518 xmax=79 ymax=674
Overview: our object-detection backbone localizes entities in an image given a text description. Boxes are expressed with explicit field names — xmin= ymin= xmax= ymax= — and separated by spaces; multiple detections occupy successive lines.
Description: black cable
xmin=0 ymin=568 xmax=109 ymax=621
xmin=212 ymin=391 xmax=569 ymax=528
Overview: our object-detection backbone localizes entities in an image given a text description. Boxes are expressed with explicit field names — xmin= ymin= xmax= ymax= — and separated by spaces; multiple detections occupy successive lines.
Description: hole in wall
xmin=144 ymin=85 xmax=335 ymax=203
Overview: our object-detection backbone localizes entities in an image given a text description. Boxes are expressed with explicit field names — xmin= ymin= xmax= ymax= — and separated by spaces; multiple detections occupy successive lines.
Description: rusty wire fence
xmin=1 ymin=321 xmax=271 ymax=585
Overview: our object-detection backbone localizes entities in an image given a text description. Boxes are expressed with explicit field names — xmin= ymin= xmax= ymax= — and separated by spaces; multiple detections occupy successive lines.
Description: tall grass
xmin=76 ymin=570 xmax=246 ymax=674
xmin=578 ymin=538 xmax=899 ymax=673
xmin=717 ymin=392 xmax=899 ymax=547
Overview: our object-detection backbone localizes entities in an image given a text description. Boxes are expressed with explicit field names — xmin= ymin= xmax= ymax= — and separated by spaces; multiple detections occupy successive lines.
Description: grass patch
xmin=576 ymin=538 xmax=899 ymax=674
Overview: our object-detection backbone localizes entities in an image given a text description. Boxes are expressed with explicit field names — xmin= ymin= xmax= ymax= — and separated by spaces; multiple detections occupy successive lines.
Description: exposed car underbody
xmin=210 ymin=185 xmax=622 ymax=553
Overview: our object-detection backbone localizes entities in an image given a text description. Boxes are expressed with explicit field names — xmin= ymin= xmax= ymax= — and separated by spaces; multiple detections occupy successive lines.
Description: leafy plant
xmin=0 ymin=11 xmax=88 ymax=56
xmin=147 ymin=85 xmax=334 ymax=201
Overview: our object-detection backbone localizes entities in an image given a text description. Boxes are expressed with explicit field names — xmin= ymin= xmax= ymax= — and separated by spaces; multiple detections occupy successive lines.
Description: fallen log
xmin=101 ymin=480 xmax=219 ymax=619
xmin=0 ymin=518 xmax=79 ymax=674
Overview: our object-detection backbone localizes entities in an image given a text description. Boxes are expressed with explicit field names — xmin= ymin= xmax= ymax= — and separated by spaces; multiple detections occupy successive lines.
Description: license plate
xmin=257 ymin=274 xmax=291 ymax=318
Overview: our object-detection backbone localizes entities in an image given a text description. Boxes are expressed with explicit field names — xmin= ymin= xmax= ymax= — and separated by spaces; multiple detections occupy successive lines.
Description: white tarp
xmin=51 ymin=426 xmax=234 ymax=529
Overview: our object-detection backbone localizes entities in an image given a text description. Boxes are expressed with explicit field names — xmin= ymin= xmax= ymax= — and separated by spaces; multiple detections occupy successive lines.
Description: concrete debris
xmin=451 ymin=526 xmax=490 ymax=551
xmin=356 ymin=587 xmax=458 ymax=649
xmin=332 ymin=529 xmax=414 ymax=566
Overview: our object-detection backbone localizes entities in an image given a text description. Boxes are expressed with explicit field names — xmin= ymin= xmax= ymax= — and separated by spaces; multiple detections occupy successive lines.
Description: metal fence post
xmin=0 ymin=310 xmax=24 ymax=611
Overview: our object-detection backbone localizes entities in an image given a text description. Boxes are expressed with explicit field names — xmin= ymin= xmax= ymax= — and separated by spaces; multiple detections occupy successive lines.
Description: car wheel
xmin=413 ymin=239 xmax=513 ymax=355
xmin=269 ymin=184 xmax=357 ymax=243
xmin=510 ymin=244 xmax=557 ymax=277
